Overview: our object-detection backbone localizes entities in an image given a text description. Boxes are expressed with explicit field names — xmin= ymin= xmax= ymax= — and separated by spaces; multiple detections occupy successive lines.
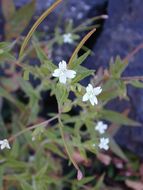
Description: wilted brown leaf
xmin=73 ymin=151 xmax=91 ymax=166
xmin=97 ymin=153 xmax=111 ymax=166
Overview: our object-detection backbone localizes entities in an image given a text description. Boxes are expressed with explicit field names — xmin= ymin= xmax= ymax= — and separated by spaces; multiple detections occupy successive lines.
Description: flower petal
xmin=82 ymin=93 xmax=89 ymax=101
xmin=89 ymin=96 xmax=98 ymax=105
xmin=94 ymin=86 xmax=102 ymax=95
xmin=59 ymin=75 xmax=67 ymax=84
xmin=66 ymin=70 xmax=76 ymax=79
xmin=52 ymin=69 xmax=60 ymax=77
xmin=59 ymin=60 xmax=67 ymax=69
xmin=104 ymin=145 xmax=109 ymax=150
xmin=86 ymin=84 xmax=93 ymax=92
xmin=6 ymin=144 xmax=11 ymax=149
xmin=1 ymin=144 xmax=5 ymax=150
xmin=89 ymin=98 xmax=95 ymax=106
xmin=0 ymin=141 xmax=3 ymax=145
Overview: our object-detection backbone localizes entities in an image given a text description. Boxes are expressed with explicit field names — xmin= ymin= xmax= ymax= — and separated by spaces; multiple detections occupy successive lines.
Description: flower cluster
xmin=94 ymin=121 xmax=109 ymax=151
xmin=2 ymin=61 xmax=109 ymax=152
xmin=52 ymin=60 xmax=102 ymax=105
xmin=52 ymin=61 xmax=109 ymax=151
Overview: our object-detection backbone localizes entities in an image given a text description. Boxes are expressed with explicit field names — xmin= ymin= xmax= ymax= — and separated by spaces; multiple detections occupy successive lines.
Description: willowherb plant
xmin=0 ymin=0 xmax=143 ymax=189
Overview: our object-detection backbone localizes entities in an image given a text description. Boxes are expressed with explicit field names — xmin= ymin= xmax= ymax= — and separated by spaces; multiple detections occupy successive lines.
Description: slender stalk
xmin=9 ymin=115 xmax=58 ymax=142
xmin=57 ymin=104 xmax=82 ymax=179
xmin=58 ymin=117 xmax=79 ymax=171
xmin=122 ymin=76 xmax=143 ymax=81
xmin=123 ymin=43 xmax=143 ymax=62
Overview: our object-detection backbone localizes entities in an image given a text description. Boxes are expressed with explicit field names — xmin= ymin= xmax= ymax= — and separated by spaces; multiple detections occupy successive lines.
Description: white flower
xmin=98 ymin=137 xmax=109 ymax=150
xmin=82 ymin=84 xmax=102 ymax=106
xmin=95 ymin=121 xmax=108 ymax=134
xmin=63 ymin=33 xmax=73 ymax=44
xmin=0 ymin=139 xmax=11 ymax=150
xmin=52 ymin=60 xmax=76 ymax=84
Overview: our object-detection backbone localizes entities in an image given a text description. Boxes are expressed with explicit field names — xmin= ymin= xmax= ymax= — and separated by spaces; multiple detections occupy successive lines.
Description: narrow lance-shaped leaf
xmin=71 ymin=50 xmax=91 ymax=69
xmin=129 ymin=80 xmax=143 ymax=88
xmin=55 ymin=83 xmax=69 ymax=106
xmin=99 ymin=109 xmax=141 ymax=126
xmin=19 ymin=0 xmax=62 ymax=57
xmin=32 ymin=37 xmax=48 ymax=63
xmin=95 ymin=174 xmax=105 ymax=190
xmin=109 ymin=138 xmax=128 ymax=161
xmin=109 ymin=56 xmax=128 ymax=78
xmin=68 ymin=28 xmax=96 ymax=67
xmin=71 ymin=65 xmax=94 ymax=84
xmin=0 ymin=87 xmax=25 ymax=111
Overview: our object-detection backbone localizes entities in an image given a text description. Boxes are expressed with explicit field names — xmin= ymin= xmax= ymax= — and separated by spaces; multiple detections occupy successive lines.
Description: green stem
xmin=9 ymin=115 xmax=58 ymax=142
xmin=58 ymin=117 xmax=80 ymax=172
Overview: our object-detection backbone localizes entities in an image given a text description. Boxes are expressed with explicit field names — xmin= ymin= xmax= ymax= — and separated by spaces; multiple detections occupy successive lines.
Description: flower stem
xmin=58 ymin=117 xmax=80 ymax=171
xmin=9 ymin=115 xmax=59 ymax=142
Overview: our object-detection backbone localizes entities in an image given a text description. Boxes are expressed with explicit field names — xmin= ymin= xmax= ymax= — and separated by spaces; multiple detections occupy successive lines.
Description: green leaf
xmin=5 ymin=0 xmax=35 ymax=39
xmin=71 ymin=65 xmax=94 ymax=84
xmin=109 ymin=56 xmax=128 ymax=78
xmin=99 ymin=90 xmax=118 ymax=102
xmin=23 ymin=70 xmax=30 ymax=80
xmin=0 ymin=41 xmax=16 ymax=62
xmin=18 ymin=78 xmax=39 ymax=99
xmin=0 ymin=86 xmax=25 ymax=110
xmin=77 ymin=176 xmax=95 ymax=185
xmin=0 ymin=52 xmax=16 ymax=62
xmin=44 ymin=60 xmax=57 ymax=73
xmin=6 ymin=159 xmax=27 ymax=169
xmin=55 ymin=83 xmax=69 ymax=106
xmin=71 ymin=50 xmax=91 ymax=69
xmin=10 ymin=140 xmax=19 ymax=159
xmin=95 ymin=174 xmax=105 ymax=190
xmin=45 ymin=143 xmax=66 ymax=158
xmin=21 ymin=181 xmax=33 ymax=190
xmin=129 ymin=80 xmax=143 ymax=88
xmin=55 ymin=28 xmax=63 ymax=45
xmin=99 ymin=109 xmax=140 ymax=126
xmin=110 ymin=138 xmax=128 ymax=161
xmin=35 ymin=164 xmax=48 ymax=178
xmin=0 ymin=41 xmax=14 ymax=51
xmin=65 ymin=19 xmax=73 ymax=33
xmin=62 ymin=99 xmax=72 ymax=113
xmin=68 ymin=28 xmax=96 ymax=67
xmin=0 ymin=167 xmax=4 ymax=189
xmin=32 ymin=38 xmax=48 ymax=64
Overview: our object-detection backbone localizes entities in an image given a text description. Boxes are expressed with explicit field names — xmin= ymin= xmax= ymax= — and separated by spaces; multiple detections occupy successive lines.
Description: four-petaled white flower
xmin=98 ymin=137 xmax=109 ymax=150
xmin=0 ymin=139 xmax=10 ymax=150
xmin=63 ymin=33 xmax=73 ymax=44
xmin=95 ymin=121 xmax=108 ymax=134
xmin=82 ymin=84 xmax=102 ymax=106
xmin=52 ymin=60 xmax=76 ymax=84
